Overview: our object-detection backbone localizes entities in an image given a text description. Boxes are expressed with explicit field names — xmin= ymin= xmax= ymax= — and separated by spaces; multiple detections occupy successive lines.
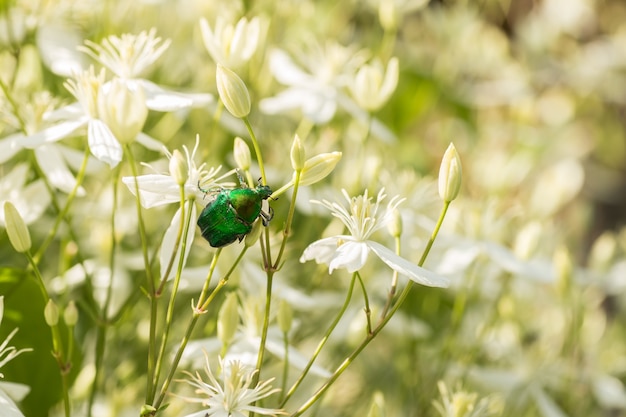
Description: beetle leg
xmin=259 ymin=206 xmax=274 ymax=226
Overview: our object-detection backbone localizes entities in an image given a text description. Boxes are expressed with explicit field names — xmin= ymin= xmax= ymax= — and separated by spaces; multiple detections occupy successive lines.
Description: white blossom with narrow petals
xmin=80 ymin=29 xmax=212 ymax=111
xmin=300 ymin=189 xmax=449 ymax=287
xmin=200 ymin=16 xmax=262 ymax=68
xmin=180 ymin=355 xmax=283 ymax=417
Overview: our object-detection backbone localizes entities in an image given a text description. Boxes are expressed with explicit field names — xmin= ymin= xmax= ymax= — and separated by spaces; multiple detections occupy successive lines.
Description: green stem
xmin=253 ymin=270 xmax=273 ymax=381
xmin=242 ymin=117 xmax=266 ymax=185
xmin=380 ymin=235 xmax=401 ymax=320
xmin=153 ymin=197 xmax=193 ymax=394
xmin=125 ymin=146 xmax=157 ymax=404
xmin=355 ymin=272 xmax=372 ymax=335
xmin=152 ymin=247 xmax=245 ymax=412
xmin=280 ymin=274 xmax=357 ymax=408
xmin=88 ymin=165 xmax=121 ymax=417
xmin=280 ymin=330 xmax=290 ymax=403
xmin=289 ymin=202 xmax=450 ymax=416
xmin=273 ymin=170 xmax=301 ymax=269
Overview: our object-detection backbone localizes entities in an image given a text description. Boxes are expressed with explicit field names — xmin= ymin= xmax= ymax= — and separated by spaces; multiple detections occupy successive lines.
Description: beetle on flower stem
xmin=197 ymin=173 xmax=274 ymax=248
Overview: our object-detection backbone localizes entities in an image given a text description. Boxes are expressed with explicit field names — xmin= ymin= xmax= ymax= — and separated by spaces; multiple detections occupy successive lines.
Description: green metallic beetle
xmin=197 ymin=177 xmax=274 ymax=248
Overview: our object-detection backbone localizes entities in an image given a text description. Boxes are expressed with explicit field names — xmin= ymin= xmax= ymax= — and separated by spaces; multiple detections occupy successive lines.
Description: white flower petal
xmin=15 ymin=180 xmax=51 ymax=225
xmin=0 ymin=133 xmax=24 ymax=164
xmin=135 ymin=132 xmax=164 ymax=152
xmin=87 ymin=119 xmax=122 ymax=167
xmin=138 ymin=80 xmax=199 ymax=111
xmin=36 ymin=22 xmax=85 ymax=76
xmin=329 ymin=240 xmax=370 ymax=273
xmin=0 ymin=381 xmax=30 ymax=402
xmin=367 ymin=240 xmax=449 ymax=288
xmin=0 ymin=388 xmax=25 ymax=417
xmin=159 ymin=201 xmax=197 ymax=281
xmin=121 ymin=174 xmax=182 ymax=208
xmin=300 ymin=236 xmax=343 ymax=265
xmin=20 ymin=118 xmax=87 ymax=148
xmin=35 ymin=145 xmax=85 ymax=196
xmin=268 ymin=49 xmax=313 ymax=86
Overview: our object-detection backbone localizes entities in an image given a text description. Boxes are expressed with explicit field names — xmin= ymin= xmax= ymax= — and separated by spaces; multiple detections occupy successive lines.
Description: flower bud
xmin=277 ymin=299 xmax=293 ymax=334
xmin=351 ymin=57 xmax=399 ymax=112
xmin=217 ymin=292 xmax=239 ymax=347
xmin=216 ymin=64 xmax=250 ymax=118
xmin=44 ymin=299 xmax=59 ymax=326
xmin=169 ymin=149 xmax=187 ymax=186
xmin=290 ymin=134 xmax=306 ymax=172
xmin=64 ymin=301 xmax=78 ymax=326
xmin=244 ymin=219 xmax=263 ymax=247
xmin=387 ymin=208 xmax=402 ymax=238
xmin=97 ymin=78 xmax=148 ymax=144
xmin=438 ymin=143 xmax=462 ymax=203
xmin=379 ymin=0 xmax=398 ymax=31
xmin=234 ymin=137 xmax=251 ymax=171
xmin=4 ymin=201 xmax=31 ymax=253
xmin=297 ymin=152 xmax=342 ymax=186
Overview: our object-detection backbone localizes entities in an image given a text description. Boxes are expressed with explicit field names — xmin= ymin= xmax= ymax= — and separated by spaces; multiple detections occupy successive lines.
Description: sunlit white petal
xmin=121 ymin=174 xmax=181 ymax=208
xmin=20 ymin=119 xmax=88 ymax=148
xmin=329 ymin=240 xmax=370 ymax=273
xmin=367 ymin=241 xmax=449 ymax=287
xmin=87 ymin=119 xmax=122 ymax=167
xmin=35 ymin=145 xmax=85 ymax=196
xmin=299 ymin=236 xmax=344 ymax=266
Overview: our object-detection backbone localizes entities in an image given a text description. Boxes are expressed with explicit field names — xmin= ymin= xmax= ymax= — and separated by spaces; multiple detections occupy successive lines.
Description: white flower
xmin=300 ymin=189 xmax=449 ymax=288
xmin=0 ymin=92 xmax=89 ymax=195
xmin=260 ymin=46 xmax=397 ymax=141
xmin=200 ymin=16 xmax=262 ymax=68
xmin=260 ymin=45 xmax=366 ymax=124
xmin=349 ymin=57 xmax=399 ymax=112
xmin=80 ymin=28 xmax=212 ymax=111
xmin=19 ymin=68 xmax=159 ymax=168
xmin=180 ymin=355 xmax=283 ymax=417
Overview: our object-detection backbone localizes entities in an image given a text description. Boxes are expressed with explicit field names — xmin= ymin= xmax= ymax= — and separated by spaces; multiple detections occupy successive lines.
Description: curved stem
xmin=243 ymin=117 xmax=266 ymax=185
xmin=280 ymin=274 xmax=357 ymax=408
xmin=355 ymin=272 xmax=372 ymax=335
xmin=273 ymin=170 xmax=301 ymax=269
xmin=125 ymin=145 xmax=157 ymax=404
xmin=153 ymin=195 xmax=193 ymax=399
xmin=88 ymin=165 xmax=121 ymax=416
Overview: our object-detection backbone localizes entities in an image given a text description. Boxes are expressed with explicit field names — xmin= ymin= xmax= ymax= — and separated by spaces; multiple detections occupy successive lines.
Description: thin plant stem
xmin=125 ymin=145 xmax=158 ymax=404
xmin=156 ymin=194 xmax=189 ymax=295
xmin=273 ymin=170 xmax=301 ymax=269
xmin=152 ymin=246 xmax=247 ymax=412
xmin=380 ymin=235 xmax=401 ymax=320
xmin=88 ymin=165 xmax=121 ymax=417
xmin=253 ymin=269 xmax=273 ymax=380
xmin=280 ymin=330 xmax=290 ymax=403
xmin=289 ymin=202 xmax=450 ymax=417
xmin=355 ymin=272 xmax=372 ymax=335
xmin=280 ymin=273 xmax=357 ymax=408
xmin=153 ymin=197 xmax=194 ymax=393
xmin=243 ymin=117 xmax=266 ymax=185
